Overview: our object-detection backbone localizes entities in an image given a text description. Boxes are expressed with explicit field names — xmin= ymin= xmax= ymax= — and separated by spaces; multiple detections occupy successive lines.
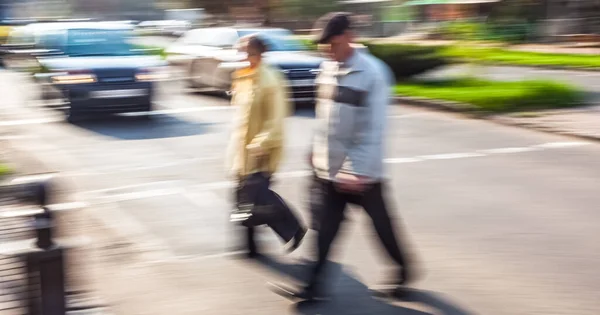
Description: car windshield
xmin=66 ymin=29 xmax=135 ymax=57
xmin=238 ymin=30 xmax=307 ymax=52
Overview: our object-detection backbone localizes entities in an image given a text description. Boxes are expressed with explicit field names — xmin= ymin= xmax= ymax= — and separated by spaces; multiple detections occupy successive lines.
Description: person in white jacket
xmin=272 ymin=12 xmax=414 ymax=301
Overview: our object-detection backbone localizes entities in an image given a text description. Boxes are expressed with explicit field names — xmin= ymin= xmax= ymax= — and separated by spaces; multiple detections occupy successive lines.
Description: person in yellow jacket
xmin=227 ymin=34 xmax=306 ymax=258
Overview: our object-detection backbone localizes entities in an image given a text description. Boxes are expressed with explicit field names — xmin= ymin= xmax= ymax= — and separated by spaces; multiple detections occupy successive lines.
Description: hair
xmin=235 ymin=34 xmax=268 ymax=54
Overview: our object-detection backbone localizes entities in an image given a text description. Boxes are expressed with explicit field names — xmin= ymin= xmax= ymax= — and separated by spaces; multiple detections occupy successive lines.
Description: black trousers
xmin=307 ymin=176 xmax=408 ymax=289
xmin=235 ymin=173 xmax=302 ymax=253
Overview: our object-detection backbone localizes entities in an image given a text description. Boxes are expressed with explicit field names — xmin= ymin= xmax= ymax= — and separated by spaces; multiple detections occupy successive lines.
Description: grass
xmin=0 ymin=164 xmax=12 ymax=177
xmin=395 ymin=77 xmax=585 ymax=112
xmin=440 ymin=46 xmax=600 ymax=69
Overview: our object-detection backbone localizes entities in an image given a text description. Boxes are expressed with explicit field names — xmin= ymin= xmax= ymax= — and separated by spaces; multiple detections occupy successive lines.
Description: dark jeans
xmin=235 ymin=173 xmax=302 ymax=253
xmin=307 ymin=176 xmax=408 ymax=289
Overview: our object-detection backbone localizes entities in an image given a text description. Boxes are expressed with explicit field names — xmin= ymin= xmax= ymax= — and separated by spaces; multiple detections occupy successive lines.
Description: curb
xmin=394 ymin=96 xmax=600 ymax=143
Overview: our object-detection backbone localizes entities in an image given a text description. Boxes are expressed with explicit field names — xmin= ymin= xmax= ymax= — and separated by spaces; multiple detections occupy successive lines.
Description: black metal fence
xmin=0 ymin=176 xmax=67 ymax=315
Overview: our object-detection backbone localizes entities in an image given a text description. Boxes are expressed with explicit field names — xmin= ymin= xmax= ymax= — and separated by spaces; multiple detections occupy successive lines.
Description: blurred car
xmin=0 ymin=19 xmax=37 ymax=66
xmin=136 ymin=20 xmax=191 ymax=37
xmin=5 ymin=22 xmax=167 ymax=122
xmin=165 ymin=27 xmax=325 ymax=106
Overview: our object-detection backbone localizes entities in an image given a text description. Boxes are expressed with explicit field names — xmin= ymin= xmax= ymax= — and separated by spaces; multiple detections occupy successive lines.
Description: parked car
xmin=165 ymin=27 xmax=325 ymax=106
xmin=0 ymin=19 xmax=37 ymax=66
xmin=5 ymin=22 xmax=167 ymax=122
xmin=136 ymin=20 xmax=191 ymax=37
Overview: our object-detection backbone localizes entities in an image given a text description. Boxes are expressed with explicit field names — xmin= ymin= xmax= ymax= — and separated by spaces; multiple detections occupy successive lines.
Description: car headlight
xmin=136 ymin=67 xmax=169 ymax=81
xmin=51 ymin=73 xmax=96 ymax=84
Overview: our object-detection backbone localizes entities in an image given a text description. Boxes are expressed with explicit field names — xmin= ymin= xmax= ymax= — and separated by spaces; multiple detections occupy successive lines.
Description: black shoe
xmin=286 ymin=227 xmax=307 ymax=254
xmin=398 ymin=266 xmax=411 ymax=285
xmin=268 ymin=282 xmax=328 ymax=301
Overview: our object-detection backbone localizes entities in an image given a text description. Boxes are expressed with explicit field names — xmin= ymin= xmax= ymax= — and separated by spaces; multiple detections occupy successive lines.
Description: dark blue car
xmin=20 ymin=22 xmax=167 ymax=122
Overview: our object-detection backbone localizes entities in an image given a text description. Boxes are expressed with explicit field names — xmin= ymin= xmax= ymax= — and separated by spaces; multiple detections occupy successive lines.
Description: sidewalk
xmin=491 ymin=106 xmax=600 ymax=142
xmin=0 ymin=70 xmax=114 ymax=314
xmin=87 ymin=213 xmax=459 ymax=315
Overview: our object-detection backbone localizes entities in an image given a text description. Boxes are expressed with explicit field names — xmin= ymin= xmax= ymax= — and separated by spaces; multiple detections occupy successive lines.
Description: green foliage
xmin=440 ymin=46 xmax=600 ymax=69
xmin=364 ymin=43 xmax=450 ymax=80
xmin=0 ymin=164 xmax=12 ymax=177
xmin=299 ymin=39 xmax=450 ymax=79
xmin=437 ymin=21 xmax=486 ymax=41
xmin=282 ymin=0 xmax=340 ymax=18
xmin=436 ymin=21 xmax=535 ymax=43
xmin=395 ymin=77 xmax=584 ymax=112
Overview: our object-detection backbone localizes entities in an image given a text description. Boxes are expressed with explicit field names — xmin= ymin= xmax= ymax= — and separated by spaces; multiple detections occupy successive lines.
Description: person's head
xmin=236 ymin=34 xmax=268 ymax=69
xmin=312 ymin=12 xmax=355 ymax=62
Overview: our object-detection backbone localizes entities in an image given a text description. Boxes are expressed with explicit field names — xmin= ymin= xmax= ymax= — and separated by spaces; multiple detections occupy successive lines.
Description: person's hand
xmin=334 ymin=173 xmax=371 ymax=193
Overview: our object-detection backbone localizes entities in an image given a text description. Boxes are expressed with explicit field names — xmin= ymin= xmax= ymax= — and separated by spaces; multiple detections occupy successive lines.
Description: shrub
xmin=299 ymin=39 xmax=450 ymax=80
xmin=0 ymin=164 xmax=12 ymax=177
xmin=395 ymin=77 xmax=584 ymax=112
xmin=437 ymin=21 xmax=486 ymax=41
xmin=363 ymin=43 xmax=450 ymax=80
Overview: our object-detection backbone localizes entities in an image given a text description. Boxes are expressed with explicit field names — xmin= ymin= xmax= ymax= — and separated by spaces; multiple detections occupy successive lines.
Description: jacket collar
xmin=232 ymin=63 xmax=263 ymax=80
xmin=338 ymin=49 xmax=367 ymax=75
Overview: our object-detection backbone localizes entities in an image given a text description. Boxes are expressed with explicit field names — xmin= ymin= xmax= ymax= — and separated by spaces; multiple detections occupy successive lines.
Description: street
xmin=2 ymin=71 xmax=600 ymax=315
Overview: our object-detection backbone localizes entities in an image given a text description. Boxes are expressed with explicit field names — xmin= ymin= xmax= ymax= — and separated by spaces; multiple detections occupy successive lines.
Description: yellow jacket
xmin=227 ymin=63 xmax=290 ymax=177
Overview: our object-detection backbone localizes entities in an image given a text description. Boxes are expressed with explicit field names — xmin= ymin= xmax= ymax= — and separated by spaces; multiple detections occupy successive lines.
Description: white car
xmin=165 ymin=27 xmax=325 ymax=106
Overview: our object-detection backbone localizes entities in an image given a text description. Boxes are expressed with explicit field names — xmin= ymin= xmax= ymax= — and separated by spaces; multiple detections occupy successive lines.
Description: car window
xmin=65 ymin=29 xmax=135 ymax=57
xmin=36 ymin=30 xmax=66 ymax=51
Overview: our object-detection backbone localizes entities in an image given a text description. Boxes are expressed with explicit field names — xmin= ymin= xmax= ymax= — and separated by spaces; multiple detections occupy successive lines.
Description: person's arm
xmin=246 ymin=74 xmax=289 ymax=155
xmin=339 ymin=68 xmax=392 ymax=179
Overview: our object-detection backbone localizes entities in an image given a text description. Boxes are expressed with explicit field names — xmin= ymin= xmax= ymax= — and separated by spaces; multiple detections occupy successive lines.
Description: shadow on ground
xmin=248 ymin=255 xmax=474 ymax=315
xmin=72 ymin=114 xmax=216 ymax=140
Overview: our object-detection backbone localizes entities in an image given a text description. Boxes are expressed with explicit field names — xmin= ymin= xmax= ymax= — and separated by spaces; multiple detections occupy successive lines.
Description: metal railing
xmin=0 ymin=175 xmax=68 ymax=315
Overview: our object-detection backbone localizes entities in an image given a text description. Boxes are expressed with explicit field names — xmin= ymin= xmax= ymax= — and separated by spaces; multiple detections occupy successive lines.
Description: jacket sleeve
xmin=246 ymin=72 xmax=289 ymax=153
xmin=340 ymin=68 xmax=392 ymax=177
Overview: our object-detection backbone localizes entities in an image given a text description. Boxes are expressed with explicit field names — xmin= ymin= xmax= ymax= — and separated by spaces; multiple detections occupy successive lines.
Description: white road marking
xmin=419 ymin=152 xmax=485 ymax=160
xmin=80 ymin=141 xmax=591 ymax=199
xmin=81 ymin=180 xmax=183 ymax=194
xmin=121 ymin=105 xmax=234 ymax=117
xmin=90 ymin=188 xmax=182 ymax=203
xmin=0 ymin=118 xmax=61 ymax=126
xmin=0 ymin=135 xmax=31 ymax=140
xmin=383 ymin=157 xmax=423 ymax=164
xmin=388 ymin=113 xmax=430 ymax=119
xmin=9 ymin=173 xmax=57 ymax=183
xmin=536 ymin=141 xmax=589 ymax=148
xmin=480 ymin=147 xmax=540 ymax=154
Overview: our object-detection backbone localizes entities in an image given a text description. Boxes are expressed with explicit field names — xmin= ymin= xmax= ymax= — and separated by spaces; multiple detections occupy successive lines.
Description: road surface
xmin=2 ymin=71 xmax=599 ymax=315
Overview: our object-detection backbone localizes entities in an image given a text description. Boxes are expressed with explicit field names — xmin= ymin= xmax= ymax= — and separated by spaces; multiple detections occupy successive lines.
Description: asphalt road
xmin=2 ymin=72 xmax=600 ymax=315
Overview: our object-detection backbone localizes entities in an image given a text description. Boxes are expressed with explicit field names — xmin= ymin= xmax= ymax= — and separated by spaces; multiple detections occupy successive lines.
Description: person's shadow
xmin=248 ymin=255 xmax=474 ymax=315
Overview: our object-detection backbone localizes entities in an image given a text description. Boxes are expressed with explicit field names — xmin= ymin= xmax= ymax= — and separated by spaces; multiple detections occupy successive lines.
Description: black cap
xmin=312 ymin=12 xmax=352 ymax=44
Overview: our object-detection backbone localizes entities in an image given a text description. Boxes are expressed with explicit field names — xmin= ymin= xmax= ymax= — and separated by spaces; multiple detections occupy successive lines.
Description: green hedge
xmin=435 ymin=21 xmax=535 ymax=43
xmin=395 ymin=78 xmax=584 ymax=112
xmin=0 ymin=164 xmax=12 ymax=177
xmin=300 ymin=39 xmax=449 ymax=79
xmin=364 ymin=43 xmax=450 ymax=80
